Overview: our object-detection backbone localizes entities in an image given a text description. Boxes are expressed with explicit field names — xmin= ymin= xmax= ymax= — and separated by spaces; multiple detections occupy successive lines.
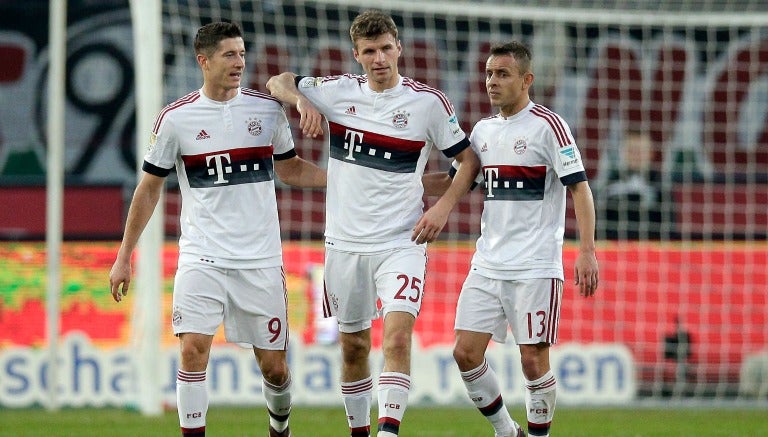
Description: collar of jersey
xmin=198 ymin=87 xmax=241 ymax=105
xmin=362 ymin=75 xmax=404 ymax=96
xmin=499 ymin=100 xmax=534 ymax=121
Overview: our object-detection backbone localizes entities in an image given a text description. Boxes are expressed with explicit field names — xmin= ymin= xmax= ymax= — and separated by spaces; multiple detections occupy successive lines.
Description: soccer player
xmin=423 ymin=41 xmax=599 ymax=437
xmin=266 ymin=9 xmax=480 ymax=437
xmin=108 ymin=22 xmax=326 ymax=437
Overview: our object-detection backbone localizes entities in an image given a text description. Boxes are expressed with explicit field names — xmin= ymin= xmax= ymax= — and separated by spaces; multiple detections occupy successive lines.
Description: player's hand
xmin=296 ymin=96 xmax=324 ymax=138
xmin=109 ymin=261 xmax=132 ymax=303
xmin=412 ymin=203 xmax=450 ymax=244
xmin=574 ymin=250 xmax=599 ymax=297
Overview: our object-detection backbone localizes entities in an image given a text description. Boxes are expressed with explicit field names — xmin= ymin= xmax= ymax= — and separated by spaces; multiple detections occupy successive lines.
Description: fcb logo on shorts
xmin=172 ymin=306 xmax=182 ymax=326
xmin=247 ymin=117 xmax=263 ymax=136
xmin=392 ymin=110 xmax=409 ymax=129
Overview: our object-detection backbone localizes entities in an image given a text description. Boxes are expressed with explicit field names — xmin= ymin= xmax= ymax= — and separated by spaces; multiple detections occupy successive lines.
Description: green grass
xmin=1 ymin=406 xmax=766 ymax=436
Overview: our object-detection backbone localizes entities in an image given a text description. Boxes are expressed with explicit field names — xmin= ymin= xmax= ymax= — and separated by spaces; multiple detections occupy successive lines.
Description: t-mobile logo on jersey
xmin=343 ymin=129 xmax=364 ymax=161
xmin=206 ymin=153 xmax=232 ymax=184
xmin=484 ymin=167 xmax=500 ymax=198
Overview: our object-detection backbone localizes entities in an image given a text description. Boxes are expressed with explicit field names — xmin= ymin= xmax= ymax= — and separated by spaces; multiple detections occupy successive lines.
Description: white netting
xmin=157 ymin=0 xmax=768 ymax=402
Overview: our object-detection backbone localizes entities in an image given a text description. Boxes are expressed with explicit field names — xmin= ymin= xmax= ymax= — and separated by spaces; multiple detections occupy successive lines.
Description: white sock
xmin=176 ymin=370 xmax=208 ymax=434
xmin=460 ymin=360 xmax=516 ymax=435
xmin=377 ymin=372 xmax=411 ymax=436
xmin=342 ymin=377 xmax=373 ymax=436
xmin=525 ymin=370 xmax=556 ymax=437
xmin=263 ymin=374 xmax=292 ymax=432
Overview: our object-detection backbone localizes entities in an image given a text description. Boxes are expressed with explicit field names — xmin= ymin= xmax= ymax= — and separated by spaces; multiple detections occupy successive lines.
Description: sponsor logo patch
xmin=148 ymin=132 xmax=157 ymax=151
xmin=559 ymin=146 xmax=580 ymax=169
xmin=299 ymin=77 xmax=322 ymax=88
xmin=448 ymin=114 xmax=463 ymax=138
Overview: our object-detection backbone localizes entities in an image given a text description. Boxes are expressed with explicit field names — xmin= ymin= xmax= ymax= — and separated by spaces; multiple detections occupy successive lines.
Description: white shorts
xmin=323 ymin=245 xmax=427 ymax=333
xmin=172 ymin=262 xmax=288 ymax=350
xmin=454 ymin=272 xmax=563 ymax=345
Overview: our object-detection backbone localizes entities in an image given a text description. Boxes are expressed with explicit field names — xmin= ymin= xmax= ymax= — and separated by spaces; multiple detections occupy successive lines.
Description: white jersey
xmin=143 ymin=87 xmax=296 ymax=268
xmin=296 ymin=74 xmax=469 ymax=252
xmin=465 ymin=101 xmax=587 ymax=280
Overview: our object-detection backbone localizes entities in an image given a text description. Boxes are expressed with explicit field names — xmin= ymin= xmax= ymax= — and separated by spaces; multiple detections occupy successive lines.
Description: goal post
xmin=129 ymin=0 xmax=164 ymax=416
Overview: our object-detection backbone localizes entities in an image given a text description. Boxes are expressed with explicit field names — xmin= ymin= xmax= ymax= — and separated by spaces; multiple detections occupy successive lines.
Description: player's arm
xmin=274 ymin=153 xmax=327 ymax=188
xmin=568 ymin=180 xmax=599 ymax=297
xmin=412 ymin=147 xmax=480 ymax=244
xmin=421 ymin=171 xmax=453 ymax=196
xmin=422 ymin=159 xmax=481 ymax=197
xmin=266 ymin=72 xmax=324 ymax=138
xmin=109 ymin=172 xmax=165 ymax=303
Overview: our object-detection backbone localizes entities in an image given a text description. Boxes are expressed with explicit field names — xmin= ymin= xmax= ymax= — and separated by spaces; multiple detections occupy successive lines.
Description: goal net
xmin=159 ymin=0 xmax=768 ymax=403
xmin=4 ymin=0 xmax=767 ymax=412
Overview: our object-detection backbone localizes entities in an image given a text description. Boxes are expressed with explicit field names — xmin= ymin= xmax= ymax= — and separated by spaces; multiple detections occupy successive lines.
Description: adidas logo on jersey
xmin=196 ymin=129 xmax=210 ymax=140
xmin=345 ymin=106 xmax=357 ymax=115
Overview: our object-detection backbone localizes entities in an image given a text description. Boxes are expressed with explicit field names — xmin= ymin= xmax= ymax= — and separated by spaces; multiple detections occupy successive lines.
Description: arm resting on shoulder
xmin=266 ymin=72 xmax=324 ymax=138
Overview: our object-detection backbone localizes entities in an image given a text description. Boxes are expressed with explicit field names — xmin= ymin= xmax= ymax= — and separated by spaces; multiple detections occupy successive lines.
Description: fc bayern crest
xmin=172 ymin=306 xmax=182 ymax=326
xmin=392 ymin=110 xmax=409 ymax=129
xmin=514 ymin=137 xmax=528 ymax=154
xmin=247 ymin=117 xmax=263 ymax=136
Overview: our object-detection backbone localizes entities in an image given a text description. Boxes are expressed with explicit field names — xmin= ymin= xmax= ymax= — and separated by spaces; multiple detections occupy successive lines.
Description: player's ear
xmin=523 ymin=72 xmax=534 ymax=89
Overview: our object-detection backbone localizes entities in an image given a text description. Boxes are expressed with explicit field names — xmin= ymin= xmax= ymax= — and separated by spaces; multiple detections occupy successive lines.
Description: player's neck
xmin=367 ymin=75 xmax=399 ymax=93
xmin=202 ymin=84 xmax=239 ymax=102
xmin=498 ymin=98 xmax=531 ymax=118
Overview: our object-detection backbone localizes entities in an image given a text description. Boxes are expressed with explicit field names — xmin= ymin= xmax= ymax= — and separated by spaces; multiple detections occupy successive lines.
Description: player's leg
xmin=520 ymin=344 xmax=555 ymax=437
xmin=177 ymin=333 xmax=214 ymax=437
xmin=339 ymin=328 xmax=374 ymax=437
xmin=255 ymin=349 xmax=292 ymax=437
xmin=325 ymin=248 xmax=378 ymax=436
xmin=377 ymin=311 xmax=415 ymax=437
xmin=227 ymin=266 xmax=293 ymax=437
xmin=374 ymin=246 xmax=426 ymax=437
xmin=173 ymin=261 xmax=226 ymax=437
xmin=454 ymin=272 xmax=521 ymax=437
xmin=513 ymin=278 xmax=563 ymax=437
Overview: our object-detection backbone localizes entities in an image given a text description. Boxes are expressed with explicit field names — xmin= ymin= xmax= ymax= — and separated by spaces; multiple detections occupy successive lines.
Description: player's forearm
xmin=421 ymin=172 xmax=452 ymax=196
xmin=436 ymin=149 xmax=480 ymax=208
xmin=266 ymin=72 xmax=302 ymax=106
xmin=277 ymin=157 xmax=327 ymax=188
xmin=116 ymin=182 xmax=162 ymax=263
xmin=570 ymin=181 xmax=597 ymax=252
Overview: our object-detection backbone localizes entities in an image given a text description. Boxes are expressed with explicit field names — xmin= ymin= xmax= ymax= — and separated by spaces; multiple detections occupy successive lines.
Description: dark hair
xmin=489 ymin=41 xmax=532 ymax=74
xmin=194 ymin=22 xmax=243 ymax=57
xmin=349 ymin=10 xmax=398 ymax=46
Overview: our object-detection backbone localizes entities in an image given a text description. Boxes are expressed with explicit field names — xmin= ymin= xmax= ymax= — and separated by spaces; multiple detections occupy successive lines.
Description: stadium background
xmin=0 ymin=0 xmax=766 ymax=410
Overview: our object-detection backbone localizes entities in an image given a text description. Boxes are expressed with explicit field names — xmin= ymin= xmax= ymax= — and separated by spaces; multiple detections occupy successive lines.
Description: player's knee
xmin=383 ymin=329 xmax=411 ymax=355
xmin=261 ymin=360 xmax=290 ymax=386
xmin=341 ymin=335 xmax=371 ymax=364
xmin=179 ymin=342 xmax=210 ymax=370
xmin=520 ymin=345 xmax=549 ymax=379
xmin=452 ymin=344 xmax=482 ymax=371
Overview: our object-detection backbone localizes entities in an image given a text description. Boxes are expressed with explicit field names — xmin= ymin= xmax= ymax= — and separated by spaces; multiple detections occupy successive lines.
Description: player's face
xmin=353 ymin=33 xmax=401 ymax=92
xmin=485 ymin=54 xmax=532 ymax=117
xmin=200 ymin=37 xmax=245 ymax=100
